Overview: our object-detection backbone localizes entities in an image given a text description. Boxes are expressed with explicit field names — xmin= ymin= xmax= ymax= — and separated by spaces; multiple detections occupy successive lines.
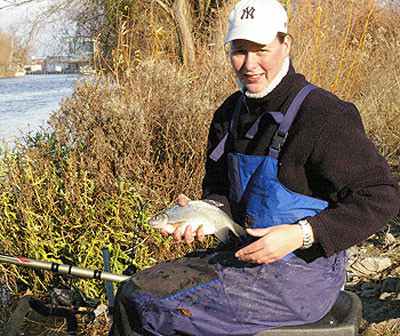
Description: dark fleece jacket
xmin=202 ymin=64 xmax=400 ymax=258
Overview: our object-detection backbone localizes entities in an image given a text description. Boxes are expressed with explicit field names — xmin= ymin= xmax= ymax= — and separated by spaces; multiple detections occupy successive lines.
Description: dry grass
xmin=0 ymin=0 xmax=399 ymax=334
xmin=287 ymin=0 xmax=400 ymax=168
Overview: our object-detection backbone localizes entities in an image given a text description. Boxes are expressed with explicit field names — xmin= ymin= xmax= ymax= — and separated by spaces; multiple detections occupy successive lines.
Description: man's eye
xmin=255 ymin=49 xmax=269 ymax=56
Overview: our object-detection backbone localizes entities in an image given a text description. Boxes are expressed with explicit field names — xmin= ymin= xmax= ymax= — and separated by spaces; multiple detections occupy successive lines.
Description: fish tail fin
xmin=214 ymin=227 xmax=231 ymax=243
xmin=230 ymin=223 xmax=247 ymax=242
xmin=214 ymin=223 xmax=247 ymax=243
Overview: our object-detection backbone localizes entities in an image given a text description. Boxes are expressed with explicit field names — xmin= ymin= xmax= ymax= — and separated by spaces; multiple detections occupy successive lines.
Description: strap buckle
xmin=270 ymin=132 xmax=288 ymax=152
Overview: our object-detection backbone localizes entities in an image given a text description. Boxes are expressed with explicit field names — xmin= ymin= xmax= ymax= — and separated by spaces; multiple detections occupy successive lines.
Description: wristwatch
xmin=298 ymin=219 xmax=313 ymax=249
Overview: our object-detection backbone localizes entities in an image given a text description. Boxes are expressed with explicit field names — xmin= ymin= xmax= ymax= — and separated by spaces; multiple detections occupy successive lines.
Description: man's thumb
xmin=246 ymin=228 xmax=269 ymax=237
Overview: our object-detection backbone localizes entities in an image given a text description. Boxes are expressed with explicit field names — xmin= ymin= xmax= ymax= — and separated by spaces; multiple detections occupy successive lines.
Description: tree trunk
xmin=172 ymin=0 xmax=195 ymax=66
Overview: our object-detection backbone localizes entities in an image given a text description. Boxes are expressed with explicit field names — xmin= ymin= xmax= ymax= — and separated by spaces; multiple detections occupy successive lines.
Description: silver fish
xmin=148 ymin=200 xmax=246 ymax=243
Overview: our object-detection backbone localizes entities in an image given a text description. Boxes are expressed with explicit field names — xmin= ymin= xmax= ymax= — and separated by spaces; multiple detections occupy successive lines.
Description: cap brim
xmin=224 ymin=28 xmax=277 ymax=45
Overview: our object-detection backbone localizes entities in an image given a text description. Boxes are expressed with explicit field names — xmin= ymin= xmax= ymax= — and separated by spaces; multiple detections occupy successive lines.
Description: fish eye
xmin=149 ymin=214 xmax=160 ymax=222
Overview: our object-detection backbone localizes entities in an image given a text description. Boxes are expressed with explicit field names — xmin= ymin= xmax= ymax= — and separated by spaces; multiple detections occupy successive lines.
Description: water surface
xmin=0 ymin=74 xmax=81 ymax=146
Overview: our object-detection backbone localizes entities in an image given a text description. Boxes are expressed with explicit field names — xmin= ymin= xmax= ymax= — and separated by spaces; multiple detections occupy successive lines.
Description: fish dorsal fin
xmin=202 ymin=199 xmax=224 ymax=208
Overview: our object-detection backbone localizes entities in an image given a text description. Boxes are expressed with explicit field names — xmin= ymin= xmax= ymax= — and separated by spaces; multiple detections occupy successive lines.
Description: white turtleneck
xmin=242 ymin=57 xmax=290 ymax=99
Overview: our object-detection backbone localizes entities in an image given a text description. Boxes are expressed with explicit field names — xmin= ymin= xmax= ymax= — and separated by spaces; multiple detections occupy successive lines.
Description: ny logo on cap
xmin=241 ymin=6 xmax=255 ymax=19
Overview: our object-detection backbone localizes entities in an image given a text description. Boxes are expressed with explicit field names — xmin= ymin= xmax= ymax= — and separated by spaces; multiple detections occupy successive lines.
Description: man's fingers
xmin=173 ymin=227 xmax=183 ymax=242
xmin=235 ymin=242 xmax=263 ymax=259
xmin=196 ymin=225 xmax=205 ymax=242
xmin=178 ymin=194 xmax=190 ymax=206
xmin=184 ymin=225 xmax=194 ymax=244
xmin=246 ymin=228 xmax=270 ymax=237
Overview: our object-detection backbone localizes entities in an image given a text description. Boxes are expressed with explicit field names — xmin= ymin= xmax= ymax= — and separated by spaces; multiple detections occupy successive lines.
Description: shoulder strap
xmin=245 ymin=111 xmax=284 ymax=139
xmin=268 ymin=83 xmax=317 ymax=159
xmin=209 ymin=94 xmax=244 ymax=162
xmin=209 ymin=84 xmax=317 ymax=161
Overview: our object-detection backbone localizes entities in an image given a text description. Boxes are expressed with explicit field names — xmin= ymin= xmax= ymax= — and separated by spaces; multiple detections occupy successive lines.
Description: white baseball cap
xmin=224 ymin=0 xmax=288 ymax=45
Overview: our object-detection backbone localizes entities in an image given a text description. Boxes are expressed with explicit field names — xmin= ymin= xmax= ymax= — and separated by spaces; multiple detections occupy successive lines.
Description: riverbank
xmin=0 ymin=74 xmax=18 ymax=79
xmin=0 ymin=72 xmax=86 ymax=79
xmin=346 ymin=223 xmax=400 ymax=335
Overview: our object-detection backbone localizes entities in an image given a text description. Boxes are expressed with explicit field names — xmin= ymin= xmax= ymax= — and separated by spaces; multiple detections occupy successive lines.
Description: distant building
xmin=24 ymin=57 xmax=46 ymax=74
xmin=24 ymin=38 xmax=96 ymax=75
xmin=44 ymin=56 xmax=77 ymax=73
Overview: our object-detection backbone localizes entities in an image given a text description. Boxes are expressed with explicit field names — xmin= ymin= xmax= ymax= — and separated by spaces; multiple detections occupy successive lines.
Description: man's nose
xmin=244 ymin=52 xmax=258 ymax=70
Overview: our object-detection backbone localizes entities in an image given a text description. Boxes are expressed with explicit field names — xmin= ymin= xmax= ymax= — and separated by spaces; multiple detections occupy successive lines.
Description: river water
xmin=0 ymin=74 xmax=81 ymax=147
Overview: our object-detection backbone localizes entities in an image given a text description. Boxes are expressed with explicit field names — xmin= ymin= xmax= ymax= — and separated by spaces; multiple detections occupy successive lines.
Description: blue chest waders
xmin=210 ymin=84 xmax=329 ymax=260
xmin=110 ymin=85 xmax=347 ymax=336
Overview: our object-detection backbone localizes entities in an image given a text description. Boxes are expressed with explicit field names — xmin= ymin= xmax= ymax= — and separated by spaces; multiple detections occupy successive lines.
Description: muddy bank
xmin=345 ymin=222 xmax=400 ymax=335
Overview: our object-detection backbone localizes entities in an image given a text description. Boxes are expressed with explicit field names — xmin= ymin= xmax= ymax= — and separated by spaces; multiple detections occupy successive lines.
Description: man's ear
xmin=282 ymin=35 xmax=292 ymax=57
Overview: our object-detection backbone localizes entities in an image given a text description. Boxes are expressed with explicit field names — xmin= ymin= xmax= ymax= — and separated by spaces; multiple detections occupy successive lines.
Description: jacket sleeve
xmin=308 ymin=102 xmax=400 ymax=257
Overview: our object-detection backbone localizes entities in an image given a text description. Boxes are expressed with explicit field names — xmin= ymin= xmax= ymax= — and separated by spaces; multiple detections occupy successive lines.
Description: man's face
xmin=230 ymin=36 xmax=290 ymax=93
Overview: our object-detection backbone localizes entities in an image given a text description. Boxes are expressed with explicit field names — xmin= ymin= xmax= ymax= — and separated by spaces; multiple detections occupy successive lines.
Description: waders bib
xmin=110 ymin=84 xmax=347 ymax=336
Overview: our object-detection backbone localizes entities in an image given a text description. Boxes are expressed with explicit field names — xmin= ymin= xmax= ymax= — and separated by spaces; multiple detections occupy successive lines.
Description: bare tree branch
xmin=154 ymin=0 xmax=173 ymax=18
xmin=0 ymin=0 xmax=47 ymax=12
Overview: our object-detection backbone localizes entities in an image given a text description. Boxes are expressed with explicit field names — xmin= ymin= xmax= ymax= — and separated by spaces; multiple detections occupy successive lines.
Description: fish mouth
xmin=147 ymin=219 xmax=160 ymax=228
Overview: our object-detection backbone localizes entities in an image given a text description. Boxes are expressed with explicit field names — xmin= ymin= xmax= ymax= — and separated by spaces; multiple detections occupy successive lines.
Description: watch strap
xmin=298 ymin=219 xmax=313 ymax=249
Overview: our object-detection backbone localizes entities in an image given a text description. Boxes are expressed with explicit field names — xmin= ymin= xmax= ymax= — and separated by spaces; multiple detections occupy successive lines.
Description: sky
xmin=0 ymin=2 xmax=24 ymax=29
xmin=0 ymin=0 xmax=55 ymax=57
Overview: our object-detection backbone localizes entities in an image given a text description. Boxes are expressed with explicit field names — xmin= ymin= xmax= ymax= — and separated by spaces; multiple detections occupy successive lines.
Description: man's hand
xmin=160 ymin=194 xmax=205 ymax=244
xmin=234 ymin=224 xmax=305 ymax=264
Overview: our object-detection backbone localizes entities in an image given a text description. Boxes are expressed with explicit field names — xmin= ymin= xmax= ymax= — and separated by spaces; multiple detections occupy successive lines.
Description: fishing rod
xmin=0 ymin=204 xmax=148 ymax=336
xmin=0 ymin=253 xmax=130 ymax=283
